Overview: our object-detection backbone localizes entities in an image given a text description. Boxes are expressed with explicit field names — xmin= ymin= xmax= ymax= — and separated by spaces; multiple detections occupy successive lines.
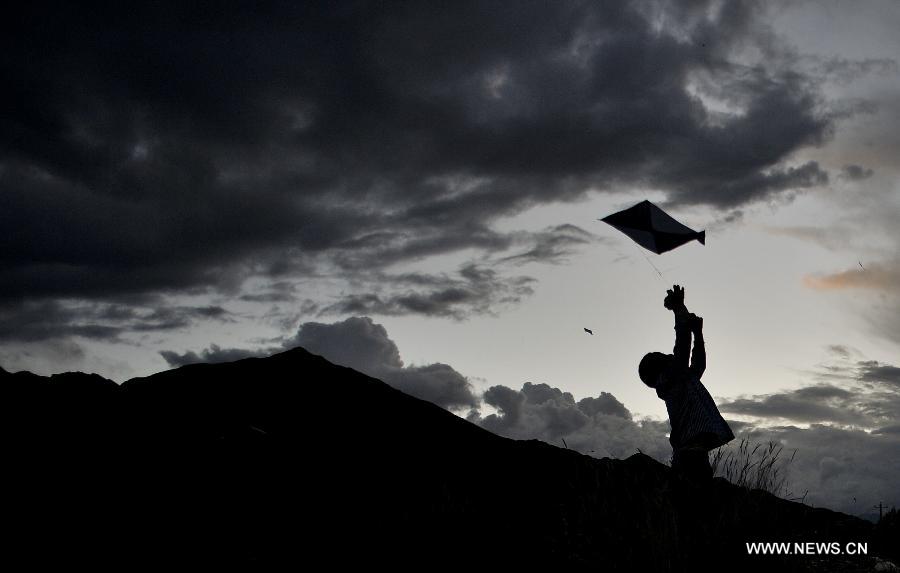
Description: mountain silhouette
xmin=2 ymin=347 xmax=894 ymax=570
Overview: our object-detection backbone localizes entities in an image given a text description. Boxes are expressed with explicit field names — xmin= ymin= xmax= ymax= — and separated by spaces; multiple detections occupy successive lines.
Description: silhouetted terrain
xmin=2 ymin=349 xmax=895 ymax=570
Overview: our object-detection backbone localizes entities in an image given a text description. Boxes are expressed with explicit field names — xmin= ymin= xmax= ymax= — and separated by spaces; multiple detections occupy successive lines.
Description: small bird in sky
xmin=584 ymin=328 xmax=593 ymax=335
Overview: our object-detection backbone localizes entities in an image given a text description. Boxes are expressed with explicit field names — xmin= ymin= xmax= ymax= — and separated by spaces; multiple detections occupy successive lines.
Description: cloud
xmin=475 ymin=370 xmax=899 ymax=515
xmin=803 ymin=261 xmax=900 ymax=291
xmin=825 ymin=344 xmax=855 ymax=360
xmin=293 ymin=317 xmax=480 ymax=410
xmin=839 ymin=164 xmax=874 ymax=181
xmin=1 ymin=0 xmax=848 ymax=328
xmin=472 ymin=381 xmax=671 ymax=460
xmin=857 ymin=360 xmax=900 ymax=387
xmin=293 ymin=317 xmax=404 ymax=372
xmin=735 ymin=424 xmax=900 ymax=518
xmin=762 ymin=225 xmax=854 ymax=251
xmin=381 ymin=363 xmax=480 ymax=412
xmin=719 ymin=385 xmax=872 ymax=426
xmin=319 ymin=264 xmax=537 ymax=320
xmin=499 ymin=224 xmax=603 ymax=266
xmin=159 ymin=344 xmax=265 ymax=368
xmin=0 ymin=338 xmax=88 ymax=375
xmin=710 ymin=348 xmax=900 ymax=515
xmin=720 ymin=355 xmax=900 ymax=429
xmin=239 ymin=282 xmax=313 ymax=305
xmin=0 ymin=300 xmax=231 ymax=343
xmin=800 ymin=185 xmax=900 ymax=343
xmin=802 ymin=55 xmax=898 ymax=87
xmin=872 ymin=425 xmax=900 ymax=436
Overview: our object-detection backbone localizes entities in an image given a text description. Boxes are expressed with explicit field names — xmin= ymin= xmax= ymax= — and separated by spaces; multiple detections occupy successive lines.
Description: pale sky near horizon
xmin=3 ymin=0 xmax=899 ymax=516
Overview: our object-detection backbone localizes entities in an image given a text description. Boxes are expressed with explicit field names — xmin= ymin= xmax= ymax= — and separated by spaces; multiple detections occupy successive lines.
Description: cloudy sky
xmin=3 ymin=1 xmax=899 ymax=517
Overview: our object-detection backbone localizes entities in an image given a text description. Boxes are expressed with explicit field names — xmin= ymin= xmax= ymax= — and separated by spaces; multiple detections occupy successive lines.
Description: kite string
xmin=630 ymin=240 xmax=663 ymax=281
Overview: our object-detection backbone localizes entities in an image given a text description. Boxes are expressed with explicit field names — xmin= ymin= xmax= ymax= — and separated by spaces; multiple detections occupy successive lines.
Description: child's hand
xmin=690 ymin=313 xmax=703 ymax=334
xmin=663 ymin=285 xmax=685 ymax=310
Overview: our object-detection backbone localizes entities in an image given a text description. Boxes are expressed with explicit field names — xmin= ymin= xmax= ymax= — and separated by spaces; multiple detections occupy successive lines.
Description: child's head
xmin=639 ymin=352 xmax=670 ymax=388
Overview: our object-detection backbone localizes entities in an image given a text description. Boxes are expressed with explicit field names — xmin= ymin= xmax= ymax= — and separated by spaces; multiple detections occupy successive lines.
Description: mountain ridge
xmin=2 ymin=346 xmax=893 ymax=570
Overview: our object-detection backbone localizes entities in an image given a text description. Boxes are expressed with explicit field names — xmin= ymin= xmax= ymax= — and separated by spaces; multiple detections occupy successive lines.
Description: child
xmin=639 ymin=285 xmax=734 ymax=481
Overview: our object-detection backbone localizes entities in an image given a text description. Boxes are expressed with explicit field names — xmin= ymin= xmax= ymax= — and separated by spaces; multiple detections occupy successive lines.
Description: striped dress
xmin=656 ymin=317 xmax=734 ymax=451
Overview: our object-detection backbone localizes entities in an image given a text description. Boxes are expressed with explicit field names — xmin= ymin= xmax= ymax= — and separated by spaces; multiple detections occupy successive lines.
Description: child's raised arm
xmin=664 ymin=285 xmax=691 ymax=369
xmin=689 ymin=314 xmax=705 ymax=378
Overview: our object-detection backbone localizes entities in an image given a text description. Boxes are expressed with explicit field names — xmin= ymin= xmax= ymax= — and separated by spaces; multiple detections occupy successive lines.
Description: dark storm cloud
xmin=500 ymin=224 xmax=602 ymax=266
xmin=320 ymin=264 xmax=537 ymax=320
xmin=719 ymin=353 xmax=900 ymax=430
xmin=857 ymin=361 xmax=900 ymax=387
xmin=2 ymin=0 xmax=845 ymax=325
xmin=839 ymin=164 xmax=874 ymax=181
xmin=323 ymin=225 xmax=593 ymax=318
xmin=0 ymin=300 xmax=230 ymax=343
xmin=872 ymin=424 xmax=900 ymax=436
xmin=718 ymin=385 xmax=871 ymax=426
xmin=239 ymin=282 xmax=310 ymax=304
xmin=803 ymin=55 xmax=898 ymax=86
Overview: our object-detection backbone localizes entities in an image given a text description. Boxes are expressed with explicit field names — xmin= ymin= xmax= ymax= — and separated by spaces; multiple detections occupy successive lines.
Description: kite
xmin=600 ymin=200 xmax=705 ymax=255
xmin=584 ymin=328 xmax=593 ymax=335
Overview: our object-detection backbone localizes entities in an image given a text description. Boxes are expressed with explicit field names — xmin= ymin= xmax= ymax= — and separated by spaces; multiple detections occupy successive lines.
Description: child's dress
xmin=656 ymin=316 xmax=734 ymax=451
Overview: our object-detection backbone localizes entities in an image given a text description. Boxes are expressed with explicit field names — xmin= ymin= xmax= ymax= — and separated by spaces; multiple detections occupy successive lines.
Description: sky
xmin=2 ymin=0 xmax=899 ymax=518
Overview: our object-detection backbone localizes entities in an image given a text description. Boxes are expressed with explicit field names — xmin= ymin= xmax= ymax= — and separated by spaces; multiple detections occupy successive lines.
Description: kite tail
xmin=696 ymin=230 xmax=706 ymax=245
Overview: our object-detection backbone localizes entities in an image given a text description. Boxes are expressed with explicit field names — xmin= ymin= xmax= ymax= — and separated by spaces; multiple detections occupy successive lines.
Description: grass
xmin=710 ymin=437 xmax=801 ymax=500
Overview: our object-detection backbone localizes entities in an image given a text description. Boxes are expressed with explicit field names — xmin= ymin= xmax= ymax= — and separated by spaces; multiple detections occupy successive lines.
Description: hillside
xmin=2 ymin=348 xmax=893 ymax=570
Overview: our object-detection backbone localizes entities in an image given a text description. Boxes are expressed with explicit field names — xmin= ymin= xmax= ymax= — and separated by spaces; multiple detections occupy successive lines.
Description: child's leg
xmin=672 ymin=446 xmax=712 ymax=482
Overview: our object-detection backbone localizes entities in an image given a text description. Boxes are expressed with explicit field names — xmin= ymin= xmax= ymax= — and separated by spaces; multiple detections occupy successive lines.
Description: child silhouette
xmin=639 ymin=285 xmax=734 ymax=481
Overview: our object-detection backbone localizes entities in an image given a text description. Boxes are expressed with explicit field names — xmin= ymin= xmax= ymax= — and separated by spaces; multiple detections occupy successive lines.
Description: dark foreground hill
xmin=2 ymin=348 xmax=895 ymax=570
